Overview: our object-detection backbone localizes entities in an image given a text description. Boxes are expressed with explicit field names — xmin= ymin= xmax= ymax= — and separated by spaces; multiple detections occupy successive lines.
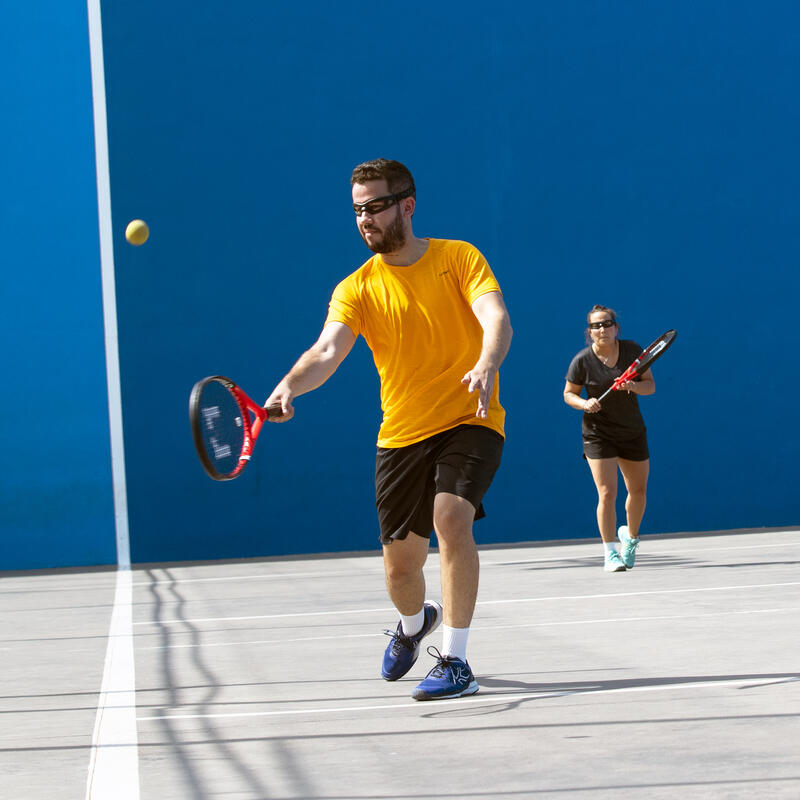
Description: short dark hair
xmin=587 ymin=304 xmax=617 ymax=325
xmin=350 ymin=158 xmax=416 ymax=196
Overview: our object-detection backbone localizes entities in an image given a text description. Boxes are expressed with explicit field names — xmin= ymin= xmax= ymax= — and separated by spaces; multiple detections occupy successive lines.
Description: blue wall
xmin=4 ymin=1 xmax=798 ymax=568
xmin=1 ymin=2 xmax=116 ymax=569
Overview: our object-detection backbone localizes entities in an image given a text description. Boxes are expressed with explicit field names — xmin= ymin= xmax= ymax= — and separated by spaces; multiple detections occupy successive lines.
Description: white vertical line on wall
xmin=86 ymin=2 xmax=140 ymax=798
xmin=86 ymin=0 xmax=130 ymax=570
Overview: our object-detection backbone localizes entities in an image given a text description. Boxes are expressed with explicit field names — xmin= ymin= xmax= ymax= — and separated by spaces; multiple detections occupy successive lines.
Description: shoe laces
xmin=425 ymin=646 xmax=458 ymax=677
xmin=384 ymin=626 xmax=414 ymax=654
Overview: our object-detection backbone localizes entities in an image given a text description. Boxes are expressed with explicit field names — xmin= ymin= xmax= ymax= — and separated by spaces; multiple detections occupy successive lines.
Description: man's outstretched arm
xmin=265 ymin=321 xmax=357 ymax=421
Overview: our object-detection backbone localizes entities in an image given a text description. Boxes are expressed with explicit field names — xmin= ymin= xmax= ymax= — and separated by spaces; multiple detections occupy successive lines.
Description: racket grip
xmin=598 ymin=367 xmax=638 ymax=402
xmin=250 ymin=403 xmax=283 ymax=443
xmin=250 ymin=403 xmax=284 ymax=421
xmin=597 ymin=387 xmax=612 ymax=402
xmin=597 ymin=381 xmax=623 ymax=402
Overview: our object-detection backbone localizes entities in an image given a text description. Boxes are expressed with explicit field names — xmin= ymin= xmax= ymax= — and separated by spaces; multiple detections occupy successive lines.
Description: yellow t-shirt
xmin=325 ymin=238 xmax=505 ymax=448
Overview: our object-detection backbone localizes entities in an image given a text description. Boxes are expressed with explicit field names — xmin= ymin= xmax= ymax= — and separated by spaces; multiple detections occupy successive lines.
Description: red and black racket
xmin=598 ymin=329 xmax=677 ymax=401
xmin=189 ymin=375 xmax=282 ymax=480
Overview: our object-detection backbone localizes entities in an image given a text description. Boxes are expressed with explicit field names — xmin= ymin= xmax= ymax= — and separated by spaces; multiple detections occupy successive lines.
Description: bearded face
xmin=359 ymin=205 xmax=407 ymax=254
xmin=352 ymin=180 xmax=412 ymax=255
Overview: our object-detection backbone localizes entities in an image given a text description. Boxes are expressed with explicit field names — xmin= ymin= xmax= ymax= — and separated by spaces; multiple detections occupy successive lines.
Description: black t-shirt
xmin=565 ymin=339 xmax=647 ymax=440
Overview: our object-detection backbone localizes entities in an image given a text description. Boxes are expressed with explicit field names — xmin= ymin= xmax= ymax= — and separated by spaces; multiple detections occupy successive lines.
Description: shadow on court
xmin=2 ymin=528 xmax=799 ymax=799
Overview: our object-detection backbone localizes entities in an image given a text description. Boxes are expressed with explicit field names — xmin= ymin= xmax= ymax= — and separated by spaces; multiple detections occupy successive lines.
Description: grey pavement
xmin=2 ymin=528 xmax=799 ymax=799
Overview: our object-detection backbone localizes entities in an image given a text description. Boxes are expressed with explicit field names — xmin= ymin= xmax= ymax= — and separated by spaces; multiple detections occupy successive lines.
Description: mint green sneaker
xmin=618 ymin=526 xmax=640 ymax=568
xmin=604 ymin=549 xmax=627 ymax=572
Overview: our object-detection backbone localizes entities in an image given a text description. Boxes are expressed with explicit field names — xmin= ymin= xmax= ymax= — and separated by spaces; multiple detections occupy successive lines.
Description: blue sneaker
xmin=618 ymin=526 xmax=640 ymax=569
xmin=381 ymin=600 xmax=442 ymax=681
xmin=412 ymin=647 xmax=479 ymax=701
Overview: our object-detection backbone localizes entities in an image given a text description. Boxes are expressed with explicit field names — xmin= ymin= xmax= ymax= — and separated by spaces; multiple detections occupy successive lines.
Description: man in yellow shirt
xmin=265 ymin=159 xmax=512 ymax=700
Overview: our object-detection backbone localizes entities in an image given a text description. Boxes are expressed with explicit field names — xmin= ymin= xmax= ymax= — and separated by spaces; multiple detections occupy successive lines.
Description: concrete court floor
xmin=1 ymin=527 xmax=799 ymax=800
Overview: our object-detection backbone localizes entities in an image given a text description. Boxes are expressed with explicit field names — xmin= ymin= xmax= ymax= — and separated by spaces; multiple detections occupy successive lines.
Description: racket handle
xmin=249 ymin=403 xmax=284 ymax=421
xmin=250 ymin=403 xmax=284 ymax=441
xmin=597 ymin=367 xmax=638 ymax=402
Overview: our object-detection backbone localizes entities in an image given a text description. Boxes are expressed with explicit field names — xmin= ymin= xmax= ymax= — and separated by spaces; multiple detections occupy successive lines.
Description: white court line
xmin=133 ymin=605 xmax=392 ymax=626
xmin=85 ymin=568 xmax=140 ymax=799
xmin=136 ymin=606 xmax=800 ymax=651
xmin=130 ymin=540 xmax=800 ymax=586
xmin=137 ymin=675 xmax=800 ymax=722
xmin=483 ymin=539 xmax=800 ymax=564
xmin=132 ymin=568 xmax=374 ymax=586
xmin=478 ymin=581 xmax=800 ymax=608
xmin=132 ymin=581 xmax=800 ymax=627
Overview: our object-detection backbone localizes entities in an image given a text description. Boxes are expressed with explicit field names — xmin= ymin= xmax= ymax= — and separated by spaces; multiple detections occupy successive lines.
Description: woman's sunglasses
xmin=588 ymin=319 xmax=616 ymax=330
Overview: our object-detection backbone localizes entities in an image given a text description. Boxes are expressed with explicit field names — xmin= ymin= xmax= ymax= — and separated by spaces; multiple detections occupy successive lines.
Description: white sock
xmin=441 ymin=625 xmax=469 ymax=662
xmin=620 ymin=525 xmax=639 ymax=541
xmin=603 ymin=541 xmax=616 ymax=555
xmin=400 ymin=607 xmax=425 ymax=637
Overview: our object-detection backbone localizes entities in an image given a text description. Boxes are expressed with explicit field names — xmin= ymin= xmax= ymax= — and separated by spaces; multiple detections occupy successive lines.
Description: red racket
xmin=189 ymin=375 xmax=282 ymax=481
xmin=598 ymin=329 xmax=677 ymax=401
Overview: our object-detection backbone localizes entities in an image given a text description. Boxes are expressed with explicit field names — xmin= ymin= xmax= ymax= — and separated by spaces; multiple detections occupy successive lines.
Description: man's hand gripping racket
xmin=189 ymin=375 xmax=284 ymax=481
xmin=597 ymin=329 xmax=677 ymax=403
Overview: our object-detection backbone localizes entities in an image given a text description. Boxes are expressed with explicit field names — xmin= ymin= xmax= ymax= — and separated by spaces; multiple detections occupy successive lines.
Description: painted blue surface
xmin=4 ymin=1 xmax=798 ymax=567
xmin=1 ymin=2 xmax=116 ymax=568
xmin=100 ymin=0 xmax=798 ymax=563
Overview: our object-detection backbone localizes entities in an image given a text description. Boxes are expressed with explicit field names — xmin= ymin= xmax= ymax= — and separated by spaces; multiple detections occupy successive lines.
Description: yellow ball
xmin=125 ymin=219 xmax=149 ymax=246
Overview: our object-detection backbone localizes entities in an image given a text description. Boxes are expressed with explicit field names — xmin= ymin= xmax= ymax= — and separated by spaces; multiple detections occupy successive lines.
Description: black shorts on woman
xmin=566 ymin=339 xmax=650 ymax=463
xmin=375 ymin=423 xmax=504 ymax=545
xmin=582 ymin=430 xmax=649 ymax=461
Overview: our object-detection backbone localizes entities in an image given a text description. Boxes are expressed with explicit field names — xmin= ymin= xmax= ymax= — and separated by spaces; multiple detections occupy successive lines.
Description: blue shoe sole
xmin=412 ymin=679 xmax=479 ymax=701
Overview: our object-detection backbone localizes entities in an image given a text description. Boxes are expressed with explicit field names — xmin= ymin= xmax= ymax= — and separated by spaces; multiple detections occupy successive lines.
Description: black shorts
xmin=375 ymin=424 xmax=504 ymax=545
xmin=582 ymin=430 xmax=649 ymax=461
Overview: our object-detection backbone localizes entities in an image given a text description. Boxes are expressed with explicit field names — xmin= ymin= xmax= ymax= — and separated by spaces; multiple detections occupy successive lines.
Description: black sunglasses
xmin=588 ymin=319 xmax=616 ymax=330
xmin=353 ymin=185 xmax=415 ymax=216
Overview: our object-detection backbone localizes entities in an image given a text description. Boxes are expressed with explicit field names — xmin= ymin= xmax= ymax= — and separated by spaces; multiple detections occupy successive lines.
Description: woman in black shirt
xmin=563 ymin=305 xmax=655 ymax=572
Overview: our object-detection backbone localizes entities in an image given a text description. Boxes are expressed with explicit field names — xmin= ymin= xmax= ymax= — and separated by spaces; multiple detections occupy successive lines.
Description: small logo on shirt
xmin=438 ymin=270 xmax=450 ymax=277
